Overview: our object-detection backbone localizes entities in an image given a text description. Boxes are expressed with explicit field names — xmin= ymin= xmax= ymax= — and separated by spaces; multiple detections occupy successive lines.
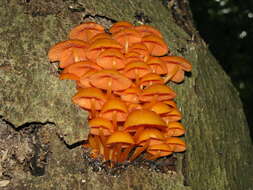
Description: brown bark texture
xmin=0 ymin=0 xmax=252 ymax=189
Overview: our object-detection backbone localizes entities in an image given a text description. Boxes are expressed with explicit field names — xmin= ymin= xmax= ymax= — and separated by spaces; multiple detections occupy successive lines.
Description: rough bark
xmin=0 ymin=0 xmax=252 ymax=189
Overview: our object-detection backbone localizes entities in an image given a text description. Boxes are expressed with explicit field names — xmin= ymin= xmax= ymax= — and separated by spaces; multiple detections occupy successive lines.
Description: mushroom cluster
xmin=48 ymin=21 xmax=192 ymax=166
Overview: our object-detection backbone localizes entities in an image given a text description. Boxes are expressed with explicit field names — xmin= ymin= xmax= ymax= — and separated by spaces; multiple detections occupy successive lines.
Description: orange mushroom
xmin=165 ymin=137 xmax=186 ymax=152
xmin=129 ymin=128 xmax=165 ymax=161
xmin=112 ymin=28 xmax=141 ymax=53
xmin=48 ymin=40 xmax=89 ymax=68
xmin=161 ymin=56 xmax=192 ymax=83
xmin=100 ymin=98 xmax=128 ymax=129
xmin=88 ymin=117 xmax=114 ymax=136
xmin=135 ymin=25 xmax=163 ymax=38
xmin=115 ymin=85 xmax=141 ymax=104
xmin=96 ymin=49 xmax=125 ymax=70
xmin=140 ymin=84 xmax=176 ymax=103
xmin=89 ymin=70 xmax=132 ymax=96
xmin=106 ymin=131 xmax=135 ymax=163
xmin=142 ymin=35 xmax=168 ymax=56
xmin=128 ymin=42 xmax=149 ymax=62
xmin=145 ymin=143 xmax=173 ymax=160
xmin=123 ymin=109 xmax=167 ymax=133
xmin=69 ymin=22 xmax=105 ymax=41
xmin=86 ymin=39 xmax=122 ymax=62
xmin=72 ymin=87 xmax=106 ymax=118
xmin=166 ymin=122 xmax=185 ymax=137
xmin=123 ymin=61 xmax=151 ymax=84
xmin=146 ymin=56 xmax=168 ymax=75
xmin=139 ymin=73 xmax=164 ymax=88
xmin=109 ymin=21 xmax=133 ymax=34
xmin=162 ymin=108 xmax=182 ymax=123
xmin=61 ymin=61 xmax=102 ymax=77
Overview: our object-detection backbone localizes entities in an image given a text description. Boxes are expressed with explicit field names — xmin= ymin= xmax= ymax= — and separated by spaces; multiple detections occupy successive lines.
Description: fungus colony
xmin=48 ymin=21 xmax=192 ymax=166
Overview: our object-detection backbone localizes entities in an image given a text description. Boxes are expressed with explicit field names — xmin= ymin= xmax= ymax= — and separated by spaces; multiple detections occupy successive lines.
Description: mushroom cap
xmin=166 ymin=122 xmax=185 ymax=137
xmin=89 ymin=70 xmax=132 ymax=91
xmin=170 ymin=69 xmax=185 ymax=83
xmin=123 ymin=109 xmax=167 ymax=131
xmin=147 ymin=143 xmax=173 ymax=156
xmin=162 ymin=100 xmax=177 ymax=108
xmin=62 ymin=61 xmax=102 ymax=77
xmin=100 ymin=98 xmax=128 ymax=122
xmin=72 ymin=87 xmax=106 ymax=110
xmin=146 ymin=56 xmax=167 ymax=74
xmin=109 ymin=21 xmax=134 ymax=34
xmin=48 ymin=39 xmax=89 ymax=63
xmin=141 ymin=35 xmax=168 ymax=56
xmin=96 ymin=49 xmax=125 ymax=70
xmin=106 ymin=131 xmax=135 ymax=145
xmin=139 ymin=73 xmax=164 ymax=87
xmin=136 ymin=128 xmax=165 ymax=145
xmin=143 ymin=102 xmax=173 ymax=115
xmin=123 ymin=61 xmax=151 ymax=79
xmin=163 ymin=108 xmax=182 ymax=123
xmin=160 ymin=56 xmax=192 ymax=72
xmin=69 ymin=22 xmax=105 ymax=41
xmin=140 ymin=84 xmax=176 ymax=102
xmin=86 ymin=39 xmax=122 ymax=61
xmin=165 ymin=137 xmax=186 ymax=152
xmin=135 ymin=25 xmax=163 ymax=38
xmin=89 ymin=117 xmax=114 ymax=136
xmin=89 ymin=33 xmax=112 ymax=43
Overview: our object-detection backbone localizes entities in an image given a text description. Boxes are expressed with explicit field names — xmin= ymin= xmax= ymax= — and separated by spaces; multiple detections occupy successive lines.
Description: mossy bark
xmin=0 ymin=0 xmax=252 ymax=190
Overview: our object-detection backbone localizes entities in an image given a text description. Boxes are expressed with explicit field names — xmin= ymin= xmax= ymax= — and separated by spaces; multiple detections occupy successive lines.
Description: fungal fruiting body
xmin=48 ymin=21 xmax=191 ymax=166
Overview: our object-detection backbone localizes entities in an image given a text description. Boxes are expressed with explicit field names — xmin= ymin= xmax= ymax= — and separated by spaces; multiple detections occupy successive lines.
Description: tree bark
xmin=0 ymin=0 xmax=252 ymax=189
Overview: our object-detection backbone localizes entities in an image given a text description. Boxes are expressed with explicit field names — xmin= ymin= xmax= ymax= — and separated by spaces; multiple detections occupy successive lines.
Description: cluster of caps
xmin=48 ymin=21 xmax=192 ymax=166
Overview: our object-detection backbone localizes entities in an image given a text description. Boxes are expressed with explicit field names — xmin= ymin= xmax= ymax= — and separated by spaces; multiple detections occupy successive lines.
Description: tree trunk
xmin=0 ymin=0 xmax=252 ymax=189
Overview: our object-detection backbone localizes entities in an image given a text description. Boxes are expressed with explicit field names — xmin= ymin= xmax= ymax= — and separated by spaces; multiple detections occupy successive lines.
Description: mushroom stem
xmin=98 ymin=128 xmax=109 ymax=161
xmin=107 ymin=78 xmax=113 ymax=97
xmin=90 ymin=98 xmax=96 ymax=118
xmin=129 ymin=142 xmax=149 ymax=161
xmin=112 ymin=110 xmax=118 ymax=131
xmin=118 ymin=145 xmax=134 ymax=163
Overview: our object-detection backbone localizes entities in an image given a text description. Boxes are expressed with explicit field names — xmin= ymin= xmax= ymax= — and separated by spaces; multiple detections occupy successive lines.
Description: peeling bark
xmin=0 ymin=0 xmax=252 ymax=189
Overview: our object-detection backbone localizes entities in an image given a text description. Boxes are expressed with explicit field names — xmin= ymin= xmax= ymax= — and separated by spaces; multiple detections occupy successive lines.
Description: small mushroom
xmin=106 ymin=131 xmax=135 ymax=164
xmin=140 ymin=84 xmax=176 ymax=103
xmin=100 ymin=98 xmax=128 ymax=129
xmin=69 ymin=22 xmax=105 ymax=41
xmin=72 ymin=87 xmax=107 ymax=118
xmin=62 ymin=61 xmax=102 ymax=77
xmin=141 ymin=35 xmax=168 ymax=56
xmin=135 ymin=25 xmax=163 ymax=38
xmin=165 ymin=137 xmax=186 ymax=152
xmin=112 ymin=28 xmax=141 ymax=53
xmin=145 ymin=143 xmax=173 ymax=160
xmin=129 ymin=128 xmax=165 ymax=161
xmin=109 ymin=21 xmax=133 ymax=34
xmin=48 ymin=40 xmax=89 ymax=68
xmin=166 ymin=122 xmax=185 ymax=137
xmin=146 ymin=56 xmax=168 ymax=75
xmin=89 ymin=69 xmax=132 ymax=96
xmin=123 ymin=61 xmax=151 ymax=84
xmin=96 ymin=49 xmax=125 ymax=70
xmin=139 ymin=73 xmax=164 ymax=88
xmin=86 ymin=39 xmax=122 ymax=62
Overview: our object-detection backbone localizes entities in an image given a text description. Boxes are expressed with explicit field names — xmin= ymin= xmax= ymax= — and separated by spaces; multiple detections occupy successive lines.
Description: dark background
xmin=190 ymin=0 xmax=253 ymax=139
